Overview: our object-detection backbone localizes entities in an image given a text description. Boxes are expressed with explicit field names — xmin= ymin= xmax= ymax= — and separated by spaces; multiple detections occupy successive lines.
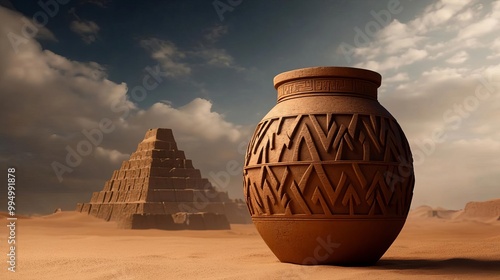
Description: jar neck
xmin=276 ymin=77 xmax=378 ymax=102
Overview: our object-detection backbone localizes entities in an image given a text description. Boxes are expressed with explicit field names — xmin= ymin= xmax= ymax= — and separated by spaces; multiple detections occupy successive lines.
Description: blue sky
xmin=0 ymin=0 xmax=499 ymax=214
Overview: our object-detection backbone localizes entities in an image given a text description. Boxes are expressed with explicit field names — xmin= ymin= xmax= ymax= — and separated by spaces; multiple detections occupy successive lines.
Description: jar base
xmin=252 ymin=217 xmax=406 ymax=266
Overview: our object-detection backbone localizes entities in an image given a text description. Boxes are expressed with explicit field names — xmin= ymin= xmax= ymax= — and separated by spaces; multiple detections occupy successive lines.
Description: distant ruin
xmin=76 ymin=128 xmax=251 ymax=229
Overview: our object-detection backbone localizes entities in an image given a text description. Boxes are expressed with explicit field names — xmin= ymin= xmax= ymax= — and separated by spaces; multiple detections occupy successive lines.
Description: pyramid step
xmin=130 ymin=150 xmax=185 ymax=160
xmin=126 ymin=158 xmax=194 ymax=169
xmin=137 ymin=140 xmax=177 ymax=152
xmin=143 ymin=128 xmax=176 ymax=143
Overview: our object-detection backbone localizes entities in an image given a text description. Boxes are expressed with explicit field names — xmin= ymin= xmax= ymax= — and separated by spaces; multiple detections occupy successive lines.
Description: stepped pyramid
xmin=76 ymin=128 xmax=250 ymax=229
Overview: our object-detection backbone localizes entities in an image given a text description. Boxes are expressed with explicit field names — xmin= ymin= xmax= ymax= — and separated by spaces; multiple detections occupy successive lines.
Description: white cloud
xmin=455 ymin=8 xmax=474 ymax=22
xmin=0 ymin=7 xmax=57 ymax=49
xmin=457 ymin=18 xmax=498 ymax=40
xmin=131 ymin=99 xmax=242 ymax=143
xmin=356 ymin=48 xmax=427 ymax=71
xmin=384 ymin=72 xmax=410 ymax=83
xmin=487 ymin=38 xmax=500 ymax=59
xmin=409 ymin=0 xmax=471 ymax=34
xmin=95 ymin=147 xmax=129 ymax=164
xmin=445 ymin=51 xmax=469 ymax=64
xmin=192 ymin=48 xmax=243 ymax=70
xmin=141 ymin=37 xmax=244 ymax=77
xmin=204 ymin=25 xmax=228 ymax=43
xmin=70 ymin=20 xmax=100 ymax=44
xmin=377 ymin=20 xmax=424 ymax=55
xmin=140 ymin=38 xmax=191 ymax=78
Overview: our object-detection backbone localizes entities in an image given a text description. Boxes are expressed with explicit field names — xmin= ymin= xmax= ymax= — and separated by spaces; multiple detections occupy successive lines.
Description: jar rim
xmin=273 ymin=66 xmax=382 ymax=89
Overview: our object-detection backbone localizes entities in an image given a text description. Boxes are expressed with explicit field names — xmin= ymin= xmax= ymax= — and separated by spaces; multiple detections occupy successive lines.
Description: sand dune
xmin=1 ymin=201 xmax=499 ymax=280
xmin=410 ymin=199 xmax=500 ymax=224
xmin=458 ymin=199 xmax=500 ymax=220
xmin=409 ymin=205 xmax=462 ymax=220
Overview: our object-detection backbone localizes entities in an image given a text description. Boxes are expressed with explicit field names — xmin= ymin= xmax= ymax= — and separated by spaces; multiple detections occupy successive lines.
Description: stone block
xmin=126 ymin=190 xmax=142 ymax=202
xmin=128 ymin=159 xmax=138 ymax=169
xmin=150 ymin=150 xmax=168 ymax=159
xmin=163 ymin=202 xmax=182 ymax=214
xmin=184 ymin=213 xmax=205 ymax=230
xmin=90 ymin=192 xmax=100 ymax=203
xmin=97 ymin=204 xmax=113 ymax=221
xmin=109 ymin=204 xmax=125 ymax=221
xmin=111 ymin=180 xmax=121 ymax=191
xmin=119 ymin=179 xmax=129 ymax=191
xmin=186 ymin=178 xmax=203 ymax=189
xmin=97 ymin=191 xmax=106 ymax=203
xmin=116 ymin=191 xmax=128 ymax=202
xmin=174 ymin=150 xmax=185 ymax=159
xmin=118 ymin=213 xmax=179 ymax=230
xmin=172 ymin=212 xmax=188 ymax=224
xmin=175 ymin=189 xmax=194 ymax=202
xmin=202 ymin=212 xmax=230 ymax=230
xmin=183 ymin=159 xmax=194 ymax=169
xmin=142 ymin=202 xmax=166 ymax=214
xmin=103 ymin=181 xmax=112 ymax=191
xmin=81 ymin=203 xmax=91 ymax=214
xmin=150 ymin=158 xmax=173 ymax=169
xmin=126 ymin=169 xmax=137 ymax=178
xmin=131 ymin=179 xmax=143 ymax=190
xmin=102 ymin=191 xmax=111 ymax=203
xmin=171 ymin=178 xmax=186 ymax=189
xmin=120 ymin=161 xmax=128 ymax=170
xmin=202 ymin=202 xmax=226 ymax=214
xmin=122 ymin=203 xmax=139 ymax=215
xmin=148 ymin=190 xmax=176 ymax=202
xmin=137 ymin=141 xmax=151 ymax=151
xmin=139 ymin=140 xmax=175 ymax=152
xmin=178 ymin=201 xmax=203 ymax=213
xmin=117 ymin=214 xmax=133 ymax=229
xmin=106 ymin=180 xmax=115 ymax=191
xmin=149 ymin=167 xmax=170 ymax=177
xmin=154 ymin=128 xmax=175 ymax=142
xmin=89 ymin=204 xmax=100 ymax=217
xmin=154 ymin=140 xmax=174 ymax=150
xmin=139 ymin=189 xmax=148 ymax=201
xmin=164 ymin=202 xmax=201 ymax=213
xmin=169 ymin=168 xmax=201 ymax=178
xmin=75 ymin=203 xmax=83 ymax=212
xmin=108 ymin=191 xmax=118 ymax=203
xmin=147 ymin=177 xmax=173 ymax=189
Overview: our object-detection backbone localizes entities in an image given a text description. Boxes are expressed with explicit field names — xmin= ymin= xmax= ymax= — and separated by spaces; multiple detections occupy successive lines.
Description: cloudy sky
xmin=0 ymin=0 xmax=499 ymax=214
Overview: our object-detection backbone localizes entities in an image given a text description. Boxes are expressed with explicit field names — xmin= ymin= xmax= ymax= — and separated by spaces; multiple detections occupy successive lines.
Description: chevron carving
xmin=244 ymin=114 xmax=414 ymax=217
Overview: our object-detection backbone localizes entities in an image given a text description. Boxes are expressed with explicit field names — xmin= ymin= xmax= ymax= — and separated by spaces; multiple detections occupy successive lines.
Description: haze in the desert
xmin=1 ymin=199 xmax=499 ymax=280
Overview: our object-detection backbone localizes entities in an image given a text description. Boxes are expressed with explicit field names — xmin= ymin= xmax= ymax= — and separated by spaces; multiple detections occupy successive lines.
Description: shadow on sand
xmin=374 ymin=258 xmax=500 ymax=275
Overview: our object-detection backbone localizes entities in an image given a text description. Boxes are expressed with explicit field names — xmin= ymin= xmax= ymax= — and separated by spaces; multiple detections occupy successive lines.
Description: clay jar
xmin=243 ymin=67 xmax=415 ymax=265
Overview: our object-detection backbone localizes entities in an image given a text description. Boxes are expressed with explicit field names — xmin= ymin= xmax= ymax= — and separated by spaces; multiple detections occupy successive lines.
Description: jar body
xmin=243 ymin=67 xmax=414 ymax=265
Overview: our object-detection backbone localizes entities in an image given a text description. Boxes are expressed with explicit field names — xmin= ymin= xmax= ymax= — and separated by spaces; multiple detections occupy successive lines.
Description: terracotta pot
xmin=243 ymin=67 xmax=414 ymax=266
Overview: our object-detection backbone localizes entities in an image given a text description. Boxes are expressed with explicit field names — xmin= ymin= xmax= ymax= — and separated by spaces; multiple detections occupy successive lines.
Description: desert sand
xmin=1 ymin=200 xmax=499 ymax=280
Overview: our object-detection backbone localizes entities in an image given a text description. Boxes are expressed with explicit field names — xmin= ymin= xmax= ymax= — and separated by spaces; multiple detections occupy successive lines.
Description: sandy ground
xmin=1 ymin=211 xmax=499 ymax=280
